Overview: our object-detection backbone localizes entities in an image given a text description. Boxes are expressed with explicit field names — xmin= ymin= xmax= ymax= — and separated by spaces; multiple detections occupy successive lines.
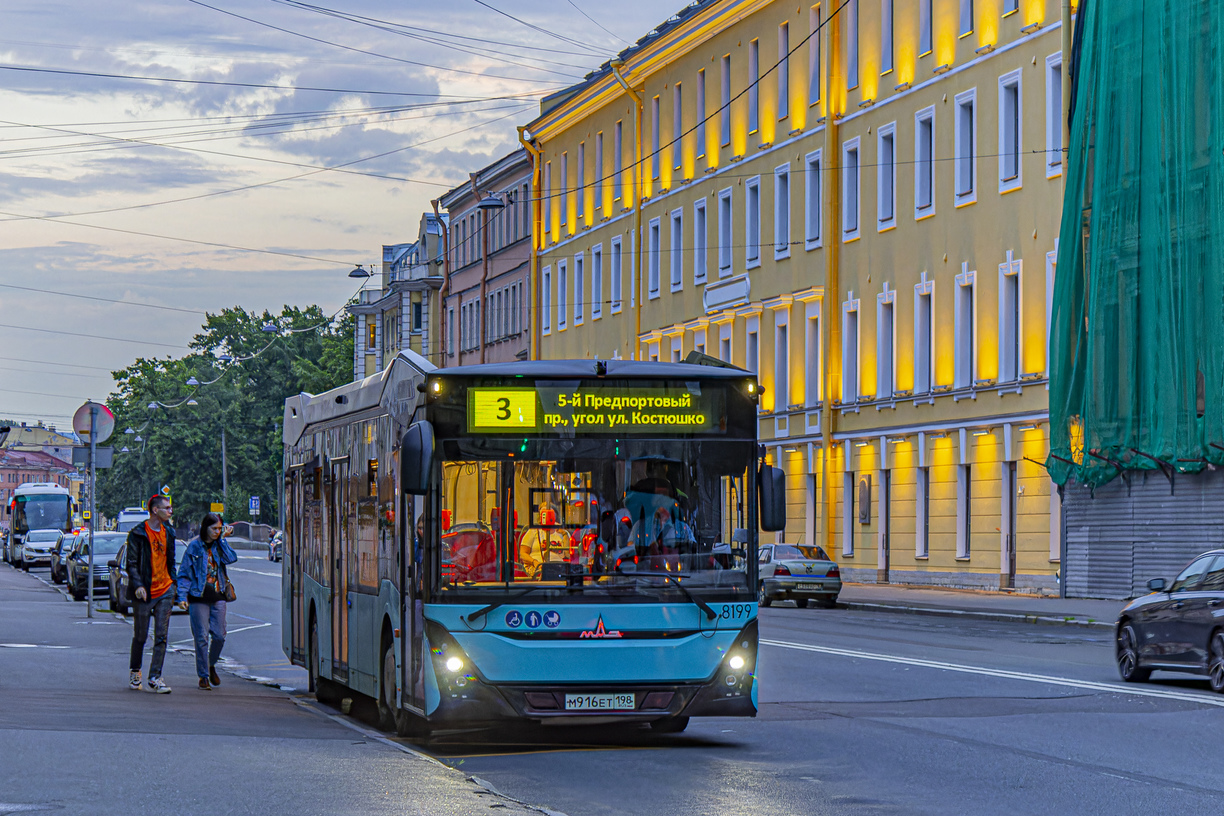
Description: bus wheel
xmin=308 ymin=615 xmax=320 ymax=694
xmin=650 ymin=715 xmax=689 ymax=733
xmin=378 ymin=643 xmax=397 ymax=732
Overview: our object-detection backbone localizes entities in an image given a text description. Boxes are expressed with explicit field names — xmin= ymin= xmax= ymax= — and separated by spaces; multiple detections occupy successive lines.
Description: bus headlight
xmin=445 ymin=656 xmax=463 ymax=673
xmin=728 ymin=655 xmax=745 ymax=670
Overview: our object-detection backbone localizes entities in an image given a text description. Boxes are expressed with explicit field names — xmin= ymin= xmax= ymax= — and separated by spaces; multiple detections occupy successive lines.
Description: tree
xmin=97 ymin=306 xmax=353 ymax=532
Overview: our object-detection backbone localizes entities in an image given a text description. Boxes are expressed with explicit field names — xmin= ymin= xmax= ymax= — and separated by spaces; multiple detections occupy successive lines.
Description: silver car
xmin=14 ymin=529 xmax=63 ymax=571
xmin=758 ymin=544 xmax=842 ymax=608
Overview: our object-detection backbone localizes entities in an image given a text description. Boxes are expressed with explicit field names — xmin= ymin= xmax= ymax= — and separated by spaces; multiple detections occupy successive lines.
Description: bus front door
xmin=330 ymin=458 xmax=350 ymax=681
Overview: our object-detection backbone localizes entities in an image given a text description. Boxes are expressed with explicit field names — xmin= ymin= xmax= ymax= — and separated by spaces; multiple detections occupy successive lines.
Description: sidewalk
xmin=838 ymin=582 xmax=1125 ymax=628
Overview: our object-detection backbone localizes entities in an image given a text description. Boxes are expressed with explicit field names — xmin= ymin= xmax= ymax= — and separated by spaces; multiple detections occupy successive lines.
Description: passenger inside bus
xmin=517 ymin=504 xmax=570 ymax=579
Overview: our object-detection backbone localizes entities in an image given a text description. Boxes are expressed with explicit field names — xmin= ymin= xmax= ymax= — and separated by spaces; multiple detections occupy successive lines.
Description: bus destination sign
xmin=467 ymin=385 xmax=725 ymax=434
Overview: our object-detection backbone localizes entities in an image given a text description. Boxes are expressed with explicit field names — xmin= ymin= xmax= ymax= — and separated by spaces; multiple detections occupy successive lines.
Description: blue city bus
xmin=282 ymin=351 xmax=784 ymax=734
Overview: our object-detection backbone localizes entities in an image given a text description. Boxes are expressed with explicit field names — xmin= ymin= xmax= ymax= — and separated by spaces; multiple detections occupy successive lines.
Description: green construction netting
xmin=1048 ymin=0 xmax=1224 ymax=487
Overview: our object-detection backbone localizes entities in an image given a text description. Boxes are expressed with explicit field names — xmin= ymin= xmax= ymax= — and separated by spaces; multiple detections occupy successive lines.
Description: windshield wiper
xmin=628 ymin=571 xmax=717 ymax=620
xmin=462 ymin=585 xmax=554 ymax=626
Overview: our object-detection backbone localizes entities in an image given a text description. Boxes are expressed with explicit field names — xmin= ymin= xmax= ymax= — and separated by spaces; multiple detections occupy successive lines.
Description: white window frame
xmin=669 ymin=208 xmax=684 ymax=293
xmin=919 ymin=0 xmax=932 ymax=56
xmin=843 ymin=470 xmax=856 ymax=557
xmin=805 ymin=149 xmax=823 ymax=249
xmin=914 ymin=275 xmax=934 ymax=393
xmin=809 ymin=5 xmax=822 ymax=107
xmin=777 ymin=22 xmax=790 ymax=121
xmin=542 ymin=266 xmax=552 ymax=335
xmin=876 ymin=288 xmax=895 ymax=400
xmin=650 ymin=95 xmax=660 ymax=181
xmin=594 ymin=133 xmax=603 ymax=214
xmin=748 ymin=39 xmax=760 ymax=134
xmin=880 ymin=0 xmax=893 ymax=74
xmin=804 ymin=303 xmax=822 ymax=407
xmin=1003 ymin=0 xmax=1018 ymax=13
xmin=1045 ymin=54 xmax=1063 ymax=178
xmin=573 ymin=252 xmax=585 ymax=326
xmin=543 ymin=161 xmax=552 ymax=234
xmin=842 ymin=137 xmax=861 ymax=240
xmin=877 ymin=122 xmax=896 ymax=229
xmin=718 ymin=187 xmax=734 ymax=275
xmin=560 ymin=151 xmax=569 ymax=228
xmin=842 ymin=297 xmax=860 ymax=402
xmin=774 ymin=164 xmax=791 ymax=259
xmin=998 ymin=253 xmax=1022 ymax=382
xmin=673 ymin=83 xmax=683 ymax=171
xmin=696 ymin=69 xmax=707 ymax=158
xmin=774 ymin=314 xmax=790 ymax=410
xmin=720 ymin=55 xmax=732 ymax=147
xmin=447 ymin=306 xmax=455 ymax=355
xmin=998 ymin=69 xmax=1023 ymax=192
xmin=610 ymin=237 xmax=623 ymax=314
xmin=959 ymin=0 xmax=973 ymax=37
xmin=693 ymin=199 xmax=708 ymax=284
xmin=954 ymin=266 xmax=976 ymax=389
xmin=591 ymin=245 xmax=603 ymax=320
xmin=954 ymin=88 xmax=977 ymax=205
xmin=746 ymin=316 xmax=760 ymax=374
xmin=846 ymin=0 xmax=859 ymax=90
xmin=557 ymin=259 xmax=568 ymax=330
xmin=719 ymin=322 xmax=733 ymax=363
xmin=916 ymin=466 xmax=930 ymax=557
xmin=957 ymin=464 xmax=972 ymax=558
xmin=577 ymin=142 xmax=585 ymax=221
xmin=614 ymin=121 xmax=624 ymax=202
xmin=915 ymin=106 xmax=936 ymax=217
xmin=745 ymin=176 xmax=762 ymax=268
xmin=647 ymin=217 xmax=661 ymax=299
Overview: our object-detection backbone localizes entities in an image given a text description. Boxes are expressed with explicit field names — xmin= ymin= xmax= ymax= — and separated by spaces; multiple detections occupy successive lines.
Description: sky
xmin=0 ymin=0 xmax=668 ymax=430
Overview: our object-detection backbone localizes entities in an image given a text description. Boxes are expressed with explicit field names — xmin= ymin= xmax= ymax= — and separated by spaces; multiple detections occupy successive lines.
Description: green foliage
xmin=96 ymin=305 xmax=353 ymax=530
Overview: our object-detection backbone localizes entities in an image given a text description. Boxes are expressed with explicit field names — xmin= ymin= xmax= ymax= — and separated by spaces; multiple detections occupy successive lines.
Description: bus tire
xmin=308 ymin=613 xmax=320 ymax=695
xmin=650 ymin=715 xmax=689 ymax=733
xmin=378 ymin=640 xmax=397 ymax=732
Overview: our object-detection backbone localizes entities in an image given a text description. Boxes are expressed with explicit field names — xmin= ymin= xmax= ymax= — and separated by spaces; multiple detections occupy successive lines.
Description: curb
xmin=839 ymin=600 xmax=1114 ymax=629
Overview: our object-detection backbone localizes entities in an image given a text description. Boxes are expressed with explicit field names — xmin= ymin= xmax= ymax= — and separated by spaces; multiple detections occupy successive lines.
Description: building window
xmin=543 ymin=162 xmax=552 ymax=234
xmin=594 ymin=133 xmax=603 ymax=214
xmin=614 ymin=121 xmax=624 ymax=202
xmin=881 ymin=0 xmax=893 ymax=74
xmin=842 ymin=470 xmax=855 ymax=556
xmin=914 ymin=283 xmax=933 ymax=393
xmin=746 ymin=323 xmax=759 ymax=374
xmin=916 ymin=466 xmax=930 ymax=557
xmin=954 ymin=269 xmax=975 ymax=388
xmin=877 ymin=123 xmax=896 ymax=228
xmin=775 ymin=321 xmax=789 ymax=409
xmin=877 ymin=293 xmax=894 ymax=400
xmin=842 ymin=138 xmax=860 ymax=239
xmin=718 ymin=187 xmax=733 ymax=274
xmin=647 ymin=217 xmax=661 ymax=298
xmin=959 ymin=0 xmax=973 ymax=36
xmin=843 ymin=302 xmax=859 ymax=402
xmin=999 ymin=254 xmax=1022 ymax=382
xmin=650 ymin=95 xmax=660 ymax=181
xmin=809 ymin=5 xmax=822 ymax=106
xmin=591 ymin=245 xmax=603 ymax=319
xmin=845 ymin=0 xmax=859 ymax=90
xmin=560 ymin=151 xmax=569 ymax=228
xmin=557 ymin=260 xmax=567 ymax=330
xmin=954 ymin=89 xmax=976 ymax=203
xmin=693 ymin=199 xmax=708 ymax=283
xmin=957 ymin=464 xmax=972 ymax=558
xmin=915 ymin=106 xmax=935 ymax=216
xmin=577 ymin=142 xmax=585 ymax=220
xmin=366 ymin=320 xmax=376 ymax=350
xmin=778 ymin=22 xmax=790 ymax=120
xmin=669 ymin=209 xmax=684 ymax=292
xmin=510 ymin=283 xmax=519 ymax=334
xmin=696 ymin=69 xmax=707 ymax=158
xmin=805 ymin=312 xmax=821 ymax=407
xmin=720 ymin=331 xmax=732 ymax=363
xmin=720 ymin=55 xmax=732 ymax=146
xmin=673 ymin=83 xmax=683 ymax=171
xmin=745 ymin=176 xmax=761 ymax=267
xmin=574 ymin=253 xmax=584 ymax=326
xmin=412 ymin=301 xmax=422 ymax=331
xmin=999 ymin=70 xmax=1023 ymax=191
xmin=1046 ymin=54 xmax=1063 ymax=177
xmin=447 ymin=307 xmax=455 ymax=355
xmin=774 ymin=164 xmax=791 ymax=258
xmin=919 ymin=0 xmax=932 ymax=55
xmin=805 ymin=149 xmax=822 ymax=248
xmin=748 ymin=40 xmax=760 ymax=134
xmin=610 ymin=237 xmax=623 ymax=313
xmin=1004 ymin=0 xmax=1018 ymax=13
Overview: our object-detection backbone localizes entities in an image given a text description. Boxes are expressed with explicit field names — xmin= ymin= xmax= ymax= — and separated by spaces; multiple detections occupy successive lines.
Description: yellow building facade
xmin=527 ymin=0 xmax=1068 ymax=592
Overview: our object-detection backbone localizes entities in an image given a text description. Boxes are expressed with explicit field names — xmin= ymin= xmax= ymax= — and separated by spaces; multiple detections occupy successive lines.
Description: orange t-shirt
xmin=147 ymin=522 xmax=173 ymax=600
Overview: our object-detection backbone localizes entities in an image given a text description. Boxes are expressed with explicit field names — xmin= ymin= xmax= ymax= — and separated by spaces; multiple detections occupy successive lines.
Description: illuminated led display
xmin=467 ymin=386 xmax=727 ymax=434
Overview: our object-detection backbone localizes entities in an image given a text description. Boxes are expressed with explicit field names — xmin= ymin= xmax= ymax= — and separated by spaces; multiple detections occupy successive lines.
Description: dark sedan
xmin=66 ymin=533 xmax=125 ymax=602
xmin=107 ymin=542 xmax=132 ymax=614
xmin=1116 ymin=549 xmax=1224 ymax=693
xmin=50 ymin=532 xmax=81 ymax=584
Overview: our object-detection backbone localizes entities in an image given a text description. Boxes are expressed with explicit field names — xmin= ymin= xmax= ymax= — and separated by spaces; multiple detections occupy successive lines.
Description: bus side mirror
xmin=400 ymin=421 xmax=435 ymax=496
xmin=759 ymin=465 xmax=786 ymax=532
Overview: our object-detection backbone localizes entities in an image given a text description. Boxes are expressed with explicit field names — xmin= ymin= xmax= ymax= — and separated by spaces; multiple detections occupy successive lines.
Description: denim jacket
xmin=175 ymin=537 xmax=238 ymax=602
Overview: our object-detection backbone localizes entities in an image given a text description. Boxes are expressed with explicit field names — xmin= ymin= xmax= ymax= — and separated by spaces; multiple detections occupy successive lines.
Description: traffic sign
xmin=72 ymin=401 xmax=115 ymax=444
xmin=249 ymin=496 xmax=260 ymax=516
xmin=210 ymin=502 xmax=225 ymax=513
xmin=161 ymin=485 xmax=172 ymax=497
xmin=82 ymin=510 xmax=91 ymax=520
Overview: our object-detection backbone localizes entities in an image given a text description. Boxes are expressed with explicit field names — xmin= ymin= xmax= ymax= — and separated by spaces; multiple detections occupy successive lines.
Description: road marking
xmin=761 ymin=638 xmax=1224 ymax=708
xmin=0 ymin=643 xmax=70 ymax=648
xmin=229 ymin=567 xmax=280 ymax=577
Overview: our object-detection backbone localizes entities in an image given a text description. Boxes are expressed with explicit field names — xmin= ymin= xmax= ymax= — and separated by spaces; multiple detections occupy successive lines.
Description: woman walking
xmin=176 ymin=512 xmax=237 ymax=691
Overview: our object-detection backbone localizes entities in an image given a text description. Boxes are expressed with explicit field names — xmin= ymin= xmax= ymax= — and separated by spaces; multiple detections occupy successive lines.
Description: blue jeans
xmin=130 ymin=589 xmax=173 ymax=677
xmin=188 ymin=600 xmax=227 ymax=680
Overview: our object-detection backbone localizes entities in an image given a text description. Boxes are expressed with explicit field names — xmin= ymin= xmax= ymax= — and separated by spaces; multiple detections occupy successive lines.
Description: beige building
xmin=526 ymin=0 xmax=1070 ymax=591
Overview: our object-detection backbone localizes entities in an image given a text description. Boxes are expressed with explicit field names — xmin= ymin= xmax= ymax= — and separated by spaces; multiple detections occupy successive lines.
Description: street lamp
xmin=218 ymin=353 xmax=233 ymax=364
xmin=261 ymin=322 xmax=279 ymax=334
xmin=186 ymin=399 xmax=198 ymax=406
xmin=185 ymin=376 xmax=200 ymax=386
xmin=477 ymin=192 xmax=506 ymax=211
xmin=349 ymin=264 xmax=372 ymax=278
xmin=147 ymin=402 xmax=158 ymax=410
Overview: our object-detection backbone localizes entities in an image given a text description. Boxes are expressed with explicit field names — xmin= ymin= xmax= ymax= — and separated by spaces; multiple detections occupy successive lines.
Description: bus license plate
xmin=797 ymin=582 xmax=823 ymax=590
xmin=565 ymin=693 xmax=635 ymax=711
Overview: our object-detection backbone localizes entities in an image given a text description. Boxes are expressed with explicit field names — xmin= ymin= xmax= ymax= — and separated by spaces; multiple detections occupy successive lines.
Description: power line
xmin=470 ymin=0 xmax=609 ymax=55
xmin=563 ymin=0 xmax=633 ymax=48
xmin=0 ymin=357 xmax=115 ymax=372
xmin=0 ymin=365 xmax=110 ymax=380
xmin=0 ymin=323 xmax=189 ymax=350
xmin=0 ymin=283 xmax=206 ymax=315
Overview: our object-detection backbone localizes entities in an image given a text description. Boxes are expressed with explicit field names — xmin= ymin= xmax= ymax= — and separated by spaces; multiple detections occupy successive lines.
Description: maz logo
xmin=579 ymin=615 xmax=623 ymax=639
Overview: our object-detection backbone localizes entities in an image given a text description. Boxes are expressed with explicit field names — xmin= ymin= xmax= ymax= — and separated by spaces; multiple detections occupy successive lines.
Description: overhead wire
xmin=0 ymin=283 xmax=207 ymax=315
xmin=562 ymin=0 xmax=633 ymax=48
xmin=469 ymin=0 xmax=610 ymax=55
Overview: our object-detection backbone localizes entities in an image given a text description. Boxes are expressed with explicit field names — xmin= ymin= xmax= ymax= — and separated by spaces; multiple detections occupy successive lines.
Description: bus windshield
xmin=433 ymin=437 xmax=755 ymax=603
xmin=15 ymin=495 xmax=71 ymax=534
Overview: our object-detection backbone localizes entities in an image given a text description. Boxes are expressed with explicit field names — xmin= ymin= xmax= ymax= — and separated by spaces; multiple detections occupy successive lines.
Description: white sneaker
xmin=129 ymin=671 xmax=142 ymax=690
xmin=147 ymin=676 xmax=171 ymax=694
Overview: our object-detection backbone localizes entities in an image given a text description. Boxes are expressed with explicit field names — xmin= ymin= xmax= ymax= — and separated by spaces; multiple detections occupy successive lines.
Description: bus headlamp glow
xmin=728 ymin=655 xmax=746 ymax=670
xmin=445 ymin=656 xmax=463 ymax=673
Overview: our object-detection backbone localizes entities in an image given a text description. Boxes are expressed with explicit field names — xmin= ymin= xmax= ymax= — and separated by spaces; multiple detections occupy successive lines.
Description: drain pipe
xmin=517 ymin=126 xmax=542 ymax=360
xmin=820 ymin=7 xmax=843 ymax=559
xmin=1061 ymin=0 xmax=1072 ymax=192
xmin=610 ymin=58 xmax=644 ymax=360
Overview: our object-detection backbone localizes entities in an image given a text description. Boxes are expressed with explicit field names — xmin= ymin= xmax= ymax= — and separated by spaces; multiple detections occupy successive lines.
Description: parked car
xmin=268 ymin=531 xmax=283 ymax=562
xmin=107 ymin=542 xmax=132 ymax=614
xmin=14 ymin=528 xmax=63 ymax=571
xmin=50 ymin=532 xmax=81 ymax=584
xmin=1116 ymin=550 xmax=1224 ymax=693
xmin=66 ymin=532 xmax=125 ymax=602
xmin=758 ymin=544 xmax=841 ymax=608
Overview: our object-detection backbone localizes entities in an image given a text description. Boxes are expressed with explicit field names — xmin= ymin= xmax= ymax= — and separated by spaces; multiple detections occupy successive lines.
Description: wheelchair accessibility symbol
xmin=505 ymin=610 xmax=523 ymax=628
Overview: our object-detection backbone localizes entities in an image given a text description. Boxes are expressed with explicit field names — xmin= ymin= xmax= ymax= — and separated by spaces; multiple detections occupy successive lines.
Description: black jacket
xmin=124 ymin=521 xmax=178 ymax=602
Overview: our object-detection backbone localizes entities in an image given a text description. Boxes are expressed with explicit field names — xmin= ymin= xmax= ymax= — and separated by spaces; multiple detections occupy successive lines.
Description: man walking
xmin=126 ymin=495 xmax=181 ymax=693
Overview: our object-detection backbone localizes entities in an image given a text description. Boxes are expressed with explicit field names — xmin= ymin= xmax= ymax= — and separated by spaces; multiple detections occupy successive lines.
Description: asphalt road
xmin=6 ymin=556 xmax=1224 ymax=815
